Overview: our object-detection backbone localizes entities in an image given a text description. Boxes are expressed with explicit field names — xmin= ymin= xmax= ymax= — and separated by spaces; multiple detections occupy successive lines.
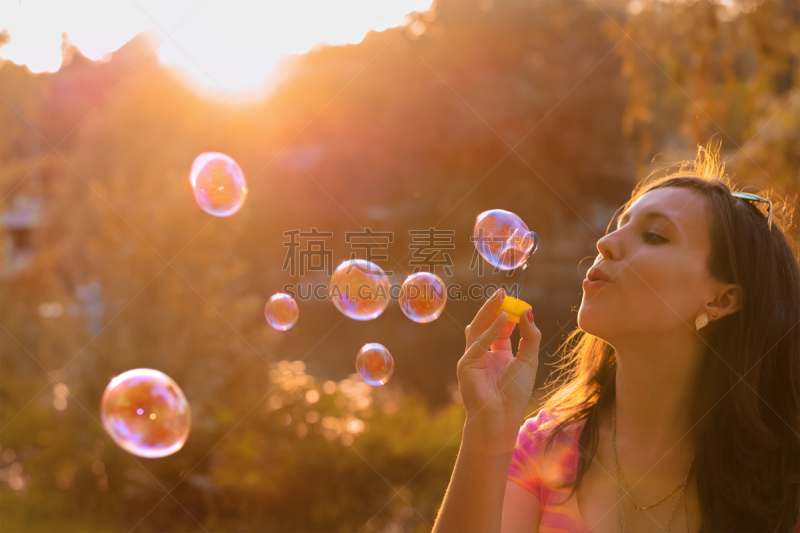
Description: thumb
xmin=516 ymin=308 xmax=541 ymax=375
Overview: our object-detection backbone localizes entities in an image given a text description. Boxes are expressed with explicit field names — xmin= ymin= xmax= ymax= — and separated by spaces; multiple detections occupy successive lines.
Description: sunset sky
xmin=0 ymin=0 xmax=434 ymax=92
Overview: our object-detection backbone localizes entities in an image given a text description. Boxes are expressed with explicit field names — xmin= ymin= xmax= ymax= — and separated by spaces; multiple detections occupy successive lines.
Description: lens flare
xmin=101 ymin=369 xmax=191 ymax=458
xmin=399 ymin=272 xmax=447 ymax=323
xmin=355 ymin=343 xmax=394 ymax=386
xmin=265 ymin=293 xmax=299 ymax=331
xmin=473 ymin=209 xmax=537 ymax=270
xmin=189 ymin=152 xmax=248 ymax=217
xmin=329 ymin=260 xmax=390 ymax=320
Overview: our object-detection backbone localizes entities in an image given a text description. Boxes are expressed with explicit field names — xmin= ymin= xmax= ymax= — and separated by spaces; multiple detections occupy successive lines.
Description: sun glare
xmin=0 ymin=0 xmax=433 ymax=92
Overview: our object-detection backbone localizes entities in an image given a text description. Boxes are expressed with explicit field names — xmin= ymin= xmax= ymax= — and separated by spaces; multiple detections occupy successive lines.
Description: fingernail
xmin=526 ymin=309 xmax=533 ymax=322
xmin=497 ymin=288 xmax=505 ymax=300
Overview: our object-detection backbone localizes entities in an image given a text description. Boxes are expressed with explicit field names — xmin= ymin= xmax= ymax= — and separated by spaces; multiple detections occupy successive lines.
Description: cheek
xmin=626 ymin=255 xmax=702 ymax=319
xmin=578 ymin=249 xmax=708 ymax=335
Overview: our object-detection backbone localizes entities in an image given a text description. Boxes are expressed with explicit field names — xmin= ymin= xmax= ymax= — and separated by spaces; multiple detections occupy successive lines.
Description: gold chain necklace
xmin=621 ymin=469 xmax=685 ymax=510
xmin=612 ymin=400 xmax=694 ymax=533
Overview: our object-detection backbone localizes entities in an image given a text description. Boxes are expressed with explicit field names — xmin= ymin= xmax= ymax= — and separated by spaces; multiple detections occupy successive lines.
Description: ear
xmin=706 ymin=283 xmax=742 ymax=320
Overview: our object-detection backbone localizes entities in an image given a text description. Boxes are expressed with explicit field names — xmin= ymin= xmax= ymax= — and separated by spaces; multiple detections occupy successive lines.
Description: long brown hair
xmin=538 ymin=142 xmax=800 ymax=532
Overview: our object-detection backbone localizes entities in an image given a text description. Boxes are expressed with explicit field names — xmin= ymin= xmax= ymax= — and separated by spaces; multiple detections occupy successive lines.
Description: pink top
xmin=508 ymin=409 xmax=800 ymax=533
xmin=508 ymin=408 xmax=590 ymax=532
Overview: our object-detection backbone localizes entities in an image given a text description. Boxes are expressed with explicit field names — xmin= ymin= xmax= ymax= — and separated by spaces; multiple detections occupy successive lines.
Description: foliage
xmin=605 ymin=0 xmax=798 ymax=202
xmin=0 ymin=363 xmax=477 ymax=532
xmin=0 ymin=0 xmax=796 ymax=531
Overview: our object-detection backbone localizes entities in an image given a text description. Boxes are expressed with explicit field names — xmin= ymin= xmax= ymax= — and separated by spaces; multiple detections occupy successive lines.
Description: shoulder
xmin=509 ymin=410 xmax=551 ymax=496
xmin=516 ymin=409 xmax=554 ymax=453
xmin=509 ymin=408 xmax=585 ymax=496
xmin=521 ymin=408 xmax=556 ymax=432
xmin=513 ymin=408 xmax=585 ymax=487
xmin=511 ymin=408 xmax=582 ymax=474
xmin=518 ymin=408 xmax=584 ymax=449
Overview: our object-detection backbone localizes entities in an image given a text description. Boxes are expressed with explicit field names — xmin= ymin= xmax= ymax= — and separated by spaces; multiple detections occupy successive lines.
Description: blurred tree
xmin=604 ymin=0 xmax=799 ymax=201
xmin=0 ymin=0 xmax=796 ymax=530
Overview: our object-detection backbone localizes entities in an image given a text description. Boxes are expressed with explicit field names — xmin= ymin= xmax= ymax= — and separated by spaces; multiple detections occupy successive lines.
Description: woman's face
xmin=578 ymin=186 xmax=718 ymax=341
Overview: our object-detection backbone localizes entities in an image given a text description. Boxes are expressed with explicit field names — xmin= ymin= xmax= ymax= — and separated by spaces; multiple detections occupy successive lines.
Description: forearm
xmin=432 ymin=417 xmax=521 ymax=533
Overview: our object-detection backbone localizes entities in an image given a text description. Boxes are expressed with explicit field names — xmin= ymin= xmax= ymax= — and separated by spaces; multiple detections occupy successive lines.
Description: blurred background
xmin=0 ymin=0 xmax=797 ymax=531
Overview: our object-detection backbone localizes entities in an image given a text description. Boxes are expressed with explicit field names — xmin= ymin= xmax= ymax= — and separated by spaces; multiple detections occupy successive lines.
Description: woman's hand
xmin=432 ymin=290 xmax=541 ymax=533
xmin=457 ymin=289 xmax=541 ymax=430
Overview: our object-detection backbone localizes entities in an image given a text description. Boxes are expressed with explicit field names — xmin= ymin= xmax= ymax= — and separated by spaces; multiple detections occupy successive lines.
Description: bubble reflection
xmin=329 ymin=260 xmax=390 ymax=320
xmin=473 ymin=209 xmax=537 ymax=271
xmin=399 ymin=272 xmax=447 ymax=323
xmin=189 ymin=152 xmax=247 ymax=217
xmin=355 ymin=343 xmax=394 ymax=386
xmin=265 ymin=293 xmax=299 ymax=331
xmin=101 ymin=369 xmax=190 ymax=458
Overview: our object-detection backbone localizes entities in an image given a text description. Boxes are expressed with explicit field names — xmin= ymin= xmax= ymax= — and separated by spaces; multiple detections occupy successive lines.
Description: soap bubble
xmin=473 ymin=209 xmax=537 ymax=271
xmin=189 ymin=152 xmax=247 ymax=217
xmin=329 ymin=260 xmax=390 ymax=321
xmin=355 ymin=343 xmax=394 ymax=386
xmin=265 ymin=293 xmax=299 ymax=331
xmin=399 ymin=272 xmax=447 ymax=323
xmin=101 ymin=369 xmax=191 ymax=458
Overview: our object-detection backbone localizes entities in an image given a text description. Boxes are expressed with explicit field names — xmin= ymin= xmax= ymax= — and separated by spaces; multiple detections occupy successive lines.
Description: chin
xmin=577 ymin=304 xmax=610 ymax=339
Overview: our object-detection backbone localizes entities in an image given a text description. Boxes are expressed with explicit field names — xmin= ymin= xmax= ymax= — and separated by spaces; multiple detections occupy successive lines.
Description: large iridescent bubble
xmin=399 ymin=272 xmax=447 ymax=323
xmin=329 ymin=260 xmax=390 ymax=321
xmin=265 ymin=293 xmax=299 ymax=331
xmin=355 ymin=343 xmax=394 ymax=386
xmin=101 ymin=369 xmax=191 ymax=458
xmin=189 ymin=152 xmax=248 ymax=217
xmin=473 ymin=209 xmax=538 ymax=271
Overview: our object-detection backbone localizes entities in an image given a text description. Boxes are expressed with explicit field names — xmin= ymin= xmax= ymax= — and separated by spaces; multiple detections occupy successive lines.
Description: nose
xmin=596 ymin=232 xmax=616 ymax=261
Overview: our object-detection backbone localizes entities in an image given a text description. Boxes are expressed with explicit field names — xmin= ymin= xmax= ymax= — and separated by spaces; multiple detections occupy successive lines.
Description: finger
xmin=491 ymin=320 xmax=517 ymax=352
xmin=462 ymin=311 xmax=509 ymax=363
xmin=466 ymin=288 xmax=505 ymax=350
xmin=516 ymin=308 xmax=542 ymax=374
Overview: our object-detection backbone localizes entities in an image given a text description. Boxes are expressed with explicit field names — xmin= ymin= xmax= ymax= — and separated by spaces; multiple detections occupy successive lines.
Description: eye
xmin=643 ymin=232 xmax=667 ymax=244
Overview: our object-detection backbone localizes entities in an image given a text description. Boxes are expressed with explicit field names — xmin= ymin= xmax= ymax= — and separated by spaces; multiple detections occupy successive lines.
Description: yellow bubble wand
xmin=498 ymin=231 xmax=537 ymax=323
xmin=500 ymin=262 xmax=532 ymax=323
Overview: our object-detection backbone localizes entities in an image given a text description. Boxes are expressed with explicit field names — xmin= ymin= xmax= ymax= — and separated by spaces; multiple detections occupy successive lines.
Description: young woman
xmin=432 ymin=145 xmax=800 ymax=533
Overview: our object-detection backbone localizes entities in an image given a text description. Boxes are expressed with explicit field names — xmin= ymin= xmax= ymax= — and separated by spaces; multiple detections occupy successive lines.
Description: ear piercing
xmin=696 ymin=311 xmax=719 ymax=330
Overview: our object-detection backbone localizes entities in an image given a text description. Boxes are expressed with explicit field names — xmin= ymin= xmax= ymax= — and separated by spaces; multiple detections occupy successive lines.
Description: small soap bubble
xmin=189 ymin=152 xmax=247 ymax=217
xmin=264 ymin=293 xmax=299 ymax=331
xmin=329 ymin=260 xmax=390 ymax=321
xmin=355 ymin=343 xmax=394 ymax=386
xmin=100 ymin=369 xmax=191 ymax=458
xmin=473 ymin=209 xmax=538 ymax=270
xmin=399 ymin=272 xmax=447 ymax=323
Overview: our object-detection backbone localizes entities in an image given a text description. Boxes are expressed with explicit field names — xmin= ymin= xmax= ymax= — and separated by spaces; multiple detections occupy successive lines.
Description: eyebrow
xmin=617 ymin=211 xmax=676 ymax=229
